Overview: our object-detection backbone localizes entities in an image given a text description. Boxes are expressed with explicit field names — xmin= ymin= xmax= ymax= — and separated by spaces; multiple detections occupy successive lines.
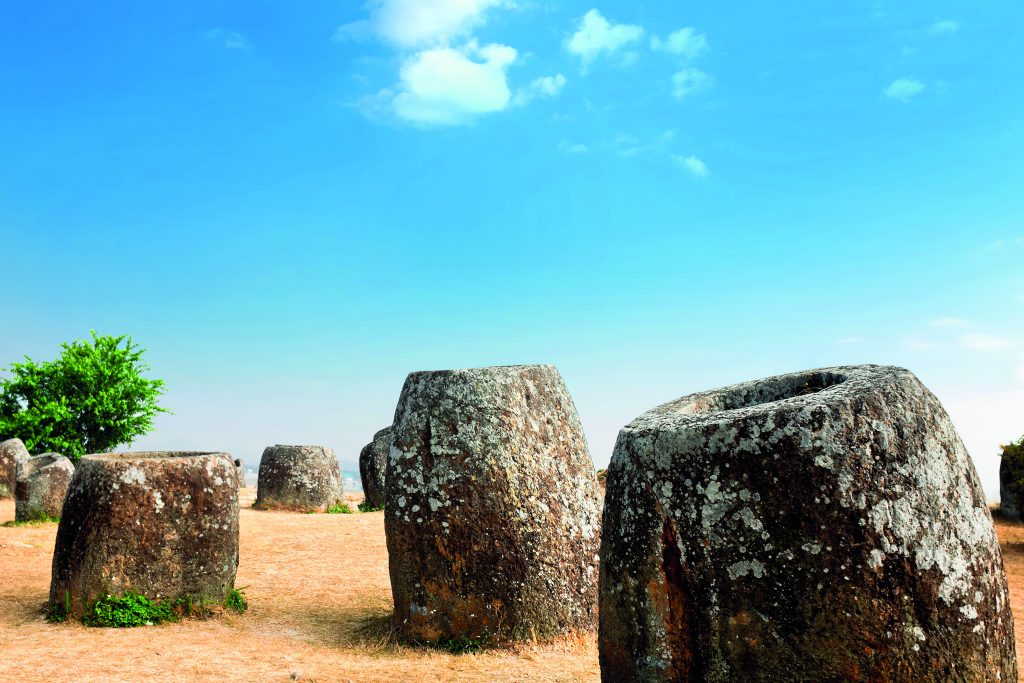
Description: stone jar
xmin=15 ymin=453 xmax=74 ymax=522
xmin=599 ymin=365 xmax=1016 ymax=682
xmin=254 ymin=445 xmax=344 ymax=512
xmin=386 ymin=364 xmax=602 ymax=643
xmin=50 ymin=451 xmax=240 ymax=619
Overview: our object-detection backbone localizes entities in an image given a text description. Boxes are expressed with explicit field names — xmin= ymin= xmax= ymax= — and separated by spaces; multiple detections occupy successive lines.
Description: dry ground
xmin=2 ymin=493 xmax=1023 ymax=682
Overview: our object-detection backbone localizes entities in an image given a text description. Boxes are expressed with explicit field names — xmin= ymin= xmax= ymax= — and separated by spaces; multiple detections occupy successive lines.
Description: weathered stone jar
xmin=0 ymin=437 xmax=30 ymax=498
xmin=15 ymin=453 xmax=74 ymax=522
xmin=50 ymin=451 xmax=240 ymax=619
xmin=254 ymin=445 xmax=344 ymax=511
xmin=387 ymin=364 xmax=601 ymax=643
xmin=599 ymin=365 xmax=1016 ymax=682
xmin=359 ymin=426 xmax=391 ymax=509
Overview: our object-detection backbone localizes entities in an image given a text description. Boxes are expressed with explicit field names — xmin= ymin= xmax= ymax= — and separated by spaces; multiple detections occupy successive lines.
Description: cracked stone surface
xmin=359 ymin=426 xmax=392 ymax=509
xmin=386 ymin=364 xmax=601 ymax=643
xmin=254 ymin=445 xmax=344 ymax=512
xmin=50 ymin=451 xmax=240 ymax=617
xmin=15 ymin=452 xmax=74 ymax=521
xmin=599 ymin=365 xmax=1016 ymax=682
xmin=0 ymin=438 xmax=30 ymax=499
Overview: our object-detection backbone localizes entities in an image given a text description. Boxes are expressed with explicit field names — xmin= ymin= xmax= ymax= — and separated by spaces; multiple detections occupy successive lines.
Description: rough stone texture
xmin=50 ymin=451 xmax=239 ymax=618
xmin=999 ymin=456 xmax=1022 ymax=521
xmin=359 ymin=426 xmax=392 ymax=509
xmin=600 ymin=365 xmax=1016 ymax=682
xmin=386 ymin=364 xmax=601 ymax=643
xmin=0 ymin=437 xmax=30 ymax=499
xmin=254 ymin=445 xmax=344 ymax=512
xmin=15 ymin=453 xmax=74 ymax=521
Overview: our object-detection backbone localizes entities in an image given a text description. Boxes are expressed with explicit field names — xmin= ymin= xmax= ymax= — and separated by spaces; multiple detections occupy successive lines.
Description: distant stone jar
xmin=386 ymin=364 xmax=602 ymax=643
xmin=50 ymin=451 xmax=240 ymax=619
xmin=599 ymin=365 xmax=1016 ymax=682
xmin=254 ymin=445 xmax=344 ymax=512
xmin=15 ymin=453 xmax=74 ymax=522
xmin=0 ymin=437 xmax=30 ymax=499
xmin=359 ymin=426 xmax=391 ymax=509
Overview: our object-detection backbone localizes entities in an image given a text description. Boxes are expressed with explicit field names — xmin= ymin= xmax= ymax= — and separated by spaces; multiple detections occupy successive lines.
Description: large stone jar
xmin=254 ymin=445 xmax=344 ymax=512
xmin=599 ymin=365 xmax=1016 ymax=682
xmin=50 ymin=451 xmax=240 ymax=618
xmin=386 ymin=364 xmax=602 ymax=643
xmin=15 ymin=453 xmax=74 ymax=522
xmin=359 ymin=426 xmax=392 ymax=509
xmin=0 ymin=437 xmax=30 ymax=499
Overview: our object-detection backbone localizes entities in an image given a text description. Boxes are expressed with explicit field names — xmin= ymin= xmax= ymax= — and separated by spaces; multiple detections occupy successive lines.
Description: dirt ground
xmin=1 ymin=492 xmax=1023 ymax=682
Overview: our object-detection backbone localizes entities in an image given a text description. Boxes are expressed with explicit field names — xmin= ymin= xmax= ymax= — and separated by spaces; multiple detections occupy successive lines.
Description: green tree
xmin=0 ymin=332 xmax=167 ymax=462
xmin=1002 ymin=435 xmax=1024 ymax=492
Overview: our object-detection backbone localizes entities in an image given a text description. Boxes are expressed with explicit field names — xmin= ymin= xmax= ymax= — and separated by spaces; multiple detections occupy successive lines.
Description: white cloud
xmin=883 ymin=77 xmax=925 ymax=102
xmin=671 ymin=68 xmax=713 ymax=100
xmin=674 ymin=154 xmax=708 ymax=178
xmin=960 ymin=333 xmax=1015 ymax=352
xmin=566 ymin=9 xmax=644 ymax=68
xmin=650 ymin=27 xmax=708 ymax=59
xmin=512 ymin=73 xmax=566 ymax=107
xmin=389 ymin=41 xmax=518 ymax=125
xmin=932 ymin=316 xmax=970 ymax=328
xmin=928 ymin=19 xmax=959 ymax=36
xmin=206 ymin=28 xmax=249 ymax=49
xmin=558 ymin=140 xmax=589 ymax=154
xmin=336 ymin=0 xmax=506 ymax=48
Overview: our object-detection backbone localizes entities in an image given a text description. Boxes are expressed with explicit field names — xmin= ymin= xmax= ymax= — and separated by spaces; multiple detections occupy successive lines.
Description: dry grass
xmin=4 ymin=493 xmax=1024 ymax=682
xmin=0 ymin=489 xmax=597 ymax=682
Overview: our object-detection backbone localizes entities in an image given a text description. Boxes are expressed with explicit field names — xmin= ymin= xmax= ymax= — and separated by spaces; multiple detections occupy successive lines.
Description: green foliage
xmin=358 ymin=501 xmax=384 ymax=513
xmin=326 ymin=503 xmax=353 ymax=514
xmin=431 ymin=635 xmax=492 ymax=655
xmin=1001 ymin=435 xmax=1024 ymax=490
xmin=2 ymin=515 xmax=59 ymax=527
xmin=0 ymin=331 xmax=167 ymax=462
xmin=225 ymin=586 xmax=248 ymax=613
xmin=82 ymin=592 xmax=178 ymax=628
xmin=46 ymin=591 xmax=71 ymax=623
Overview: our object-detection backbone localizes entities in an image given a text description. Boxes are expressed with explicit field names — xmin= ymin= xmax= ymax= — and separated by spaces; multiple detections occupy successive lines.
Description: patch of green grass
xmin=82 ymin=592 xmax=178 ymax=628
xmin=326 ymin=503 xmax=354 ymax=514
xmin=358 ymin=501 xmax=384 ymax=513
xmin=432 ymin=634 xmax=493 ymax=654
xmin=3 ymin=515 xmax=60 ymax=527
xmin=46 ymin=590 xmax=71 ymax=623
xmin=225 ymin=586 xmax=248 ymax=613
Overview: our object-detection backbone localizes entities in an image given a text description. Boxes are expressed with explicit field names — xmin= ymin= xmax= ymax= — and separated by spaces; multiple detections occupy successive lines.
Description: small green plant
xmin=432 ymin=634 xmax=492 ymax=655
xmin=225 ymin=586 xmax=248 ymax=613
xmin=326 ymin=503 xmax=353 ymax=514
xmin=358 ymin=501 xmax=384 ymax=512
xmin=82 ymin=592 xmax=178 ymax=628
xmin=46 ymin=591 xmax=71 ymax=623
xmin=2 ymin=515 xmax=60 ymax=527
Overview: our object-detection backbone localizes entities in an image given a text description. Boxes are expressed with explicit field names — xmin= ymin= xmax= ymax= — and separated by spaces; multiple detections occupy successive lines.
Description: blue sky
xmin=2 ymin=1 xmax=1023 ymax=497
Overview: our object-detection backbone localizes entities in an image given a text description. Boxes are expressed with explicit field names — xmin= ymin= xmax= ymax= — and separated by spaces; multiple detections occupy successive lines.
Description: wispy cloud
xmin=960 ymin=333 xmax=1015 ymax=352
xmin=335 ymin=0 xmax=507 ymax=48
xmin=565 ymin=9 xmax=644 ymax=69
xmin=206 ymin=28 xmax=249 ymax=50
xmin=674 ymin=154 xmax=708 ymax=178
xmin=650 ymin=27 xmax=708 ymax=60
xmin=928 ymin=19 xmax=959 ymax=36
xmin=558 ymin=140 xmax=590 ymax=154
xmin=883 ymin=77 xmax=925 ymax=102
xmin=932 ymin=316 xmax=970 ymax=328
xmin=512 ymin=73 xmax=566 ymax=107
xmin=671 ymin=68 xmax=713 ymax=100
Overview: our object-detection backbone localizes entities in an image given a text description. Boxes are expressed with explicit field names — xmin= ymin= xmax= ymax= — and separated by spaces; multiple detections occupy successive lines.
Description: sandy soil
xmin=2 ymin=493 xmax=1022 ymax=682
xmin=0 ymin=489 xmax=597 ymax=683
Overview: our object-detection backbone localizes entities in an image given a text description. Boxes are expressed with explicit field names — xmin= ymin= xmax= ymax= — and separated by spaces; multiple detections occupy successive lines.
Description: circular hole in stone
xmin=678 ymin=371 xmax=848 ymax=415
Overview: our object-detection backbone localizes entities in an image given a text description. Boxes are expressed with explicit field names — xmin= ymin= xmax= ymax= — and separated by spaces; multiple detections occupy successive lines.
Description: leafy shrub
xmin=1001 ymin=435 xmax=1024 ymax=492
xmin=358 ymin=501 xmax=384 ymax=512
xmin=0 ymin=332 xmax=167 ymax=462
xmin=326 ymin=503 xmax=353 ymax=514
xmin=2 ymin=515 xmax=59 ymax=527
xmin=82 ymin=592 xmax=178 ymax=628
